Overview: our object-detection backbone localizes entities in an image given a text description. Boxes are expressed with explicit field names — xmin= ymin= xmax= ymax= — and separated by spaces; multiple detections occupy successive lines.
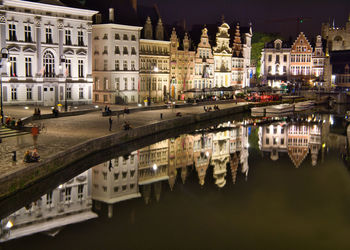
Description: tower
xmin=144 ymin=16 xmax=153 ymax=39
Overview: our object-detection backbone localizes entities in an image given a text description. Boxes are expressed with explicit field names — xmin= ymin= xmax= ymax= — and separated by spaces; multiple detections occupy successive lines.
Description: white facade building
xmin=0 ymin=170 xmax=96 ymax=242
xmin=0 ymin=0 xmax=98 ymax=106
xmin=92 ymin=152 xmax=140 ymax=218
xmin=92 ymin=9 xmax=142 ymax=104
xmin=261 ymin=39 xmax=291 ymax=88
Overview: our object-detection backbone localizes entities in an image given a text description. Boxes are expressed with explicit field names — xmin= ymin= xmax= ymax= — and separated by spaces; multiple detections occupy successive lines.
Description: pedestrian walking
xmin=109 ymin=116 xmax=113 ymax=131
xmin=160 ymin=113 xmax=163 ymax=119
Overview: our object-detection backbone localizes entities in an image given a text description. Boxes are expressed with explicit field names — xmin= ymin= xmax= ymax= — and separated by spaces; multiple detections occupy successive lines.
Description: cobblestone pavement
xmin=0 ymin=102 xmax=247 ymax=179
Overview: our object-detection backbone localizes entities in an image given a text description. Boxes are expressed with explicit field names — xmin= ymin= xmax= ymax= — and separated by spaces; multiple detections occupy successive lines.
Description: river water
xmin=1 ymin=110 xmax=350 ymax=250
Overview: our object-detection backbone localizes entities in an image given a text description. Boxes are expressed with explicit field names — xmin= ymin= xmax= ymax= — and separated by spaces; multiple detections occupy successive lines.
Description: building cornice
xmin=93 ymin=23 xmax=142 ymax=31
xmin=3 ymin=0 xmax=98 ymax=17
xmin=140 ymin=39 xmax=170 ymax=45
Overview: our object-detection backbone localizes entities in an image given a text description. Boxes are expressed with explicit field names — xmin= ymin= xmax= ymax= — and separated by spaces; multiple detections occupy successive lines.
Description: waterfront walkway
xmin=0 ymin=102 xmax=248 ymax=180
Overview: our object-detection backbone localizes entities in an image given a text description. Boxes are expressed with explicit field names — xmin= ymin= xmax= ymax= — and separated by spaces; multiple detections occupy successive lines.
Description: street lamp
xmin=60 ymin=55 xmax=67 ymax=111
xmin=0 ymin=48 xmax=9 ymax=125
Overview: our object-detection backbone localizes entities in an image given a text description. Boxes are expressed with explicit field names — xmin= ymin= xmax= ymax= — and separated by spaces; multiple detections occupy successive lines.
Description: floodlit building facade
xmin=0 ymin=0 xmax=97 ymax=106
xmin=92 ymin=8 xmax=142 ymax=104
xmin=139 ymin=17 xmax=170 ymax=103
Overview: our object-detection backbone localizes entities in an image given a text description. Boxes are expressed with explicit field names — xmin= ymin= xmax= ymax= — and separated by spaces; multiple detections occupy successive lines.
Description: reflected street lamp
xmin=0 ymin=48 xmax=9 ymax=124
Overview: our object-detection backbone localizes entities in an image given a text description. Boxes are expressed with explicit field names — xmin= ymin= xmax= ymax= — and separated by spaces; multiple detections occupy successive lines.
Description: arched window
xmin=43 ymin=51 xmax=55 ymax=78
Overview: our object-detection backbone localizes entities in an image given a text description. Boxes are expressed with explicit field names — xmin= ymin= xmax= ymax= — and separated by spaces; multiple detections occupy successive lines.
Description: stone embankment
xmin=0 ymin=103 xmax=250 ymax=201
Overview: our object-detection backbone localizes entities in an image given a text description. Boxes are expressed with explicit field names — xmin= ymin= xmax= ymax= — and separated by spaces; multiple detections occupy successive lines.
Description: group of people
xmin=52 ymin=107 xmax=59 ymax=117
xmin=104 ymin=105 xmax=112 ymax=115
xmin=24 ymin=148 xmax=40 ymax=163
xmin=203 ymin=105 xmax=220 ymax=112
xmin=5 ymin=117 xmax=23 ymax=128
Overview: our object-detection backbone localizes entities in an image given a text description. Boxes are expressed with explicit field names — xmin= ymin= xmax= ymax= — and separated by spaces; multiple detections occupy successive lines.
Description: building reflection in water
xmin=258 ymin=114 xmax=341 ymax=168
xmin=1 ymin=114 xmax=344 ymax=241
xmin=0 ymin=170 xmax=96 ymax=242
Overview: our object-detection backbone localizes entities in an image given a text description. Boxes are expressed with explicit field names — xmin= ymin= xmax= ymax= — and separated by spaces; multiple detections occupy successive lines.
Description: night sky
xmin=139 ymin=0 xmax=349 ymax=38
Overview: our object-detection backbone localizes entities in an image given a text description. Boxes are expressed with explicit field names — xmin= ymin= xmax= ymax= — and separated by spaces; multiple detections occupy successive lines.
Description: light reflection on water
xmin=2 ymin=112 xmax=350 ymax=249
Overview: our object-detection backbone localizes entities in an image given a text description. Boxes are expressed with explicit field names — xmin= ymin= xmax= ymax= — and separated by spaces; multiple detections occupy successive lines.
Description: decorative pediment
xmin=23 ymin=45 xmax=36 ymax=53
xmin=76 ymin=49 xmax=87 ymax=55
xmin=8 ymin=45 xmax=20 ymax=52
xmin=64 ymin=48 xmax=74 ymax=55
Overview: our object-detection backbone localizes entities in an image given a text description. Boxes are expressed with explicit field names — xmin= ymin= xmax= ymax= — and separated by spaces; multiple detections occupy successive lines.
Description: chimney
xmin=109 ymin=8 xmax=115 ymax=23
xmin=95 ymin=13 xmax=102 ymax=24
xmin=131 ymin=0 xmax=137 ymax=12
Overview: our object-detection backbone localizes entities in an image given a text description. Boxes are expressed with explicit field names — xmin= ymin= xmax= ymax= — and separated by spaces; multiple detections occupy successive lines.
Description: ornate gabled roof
xmin=287 ymin=147 xmax=309 ymax=168
xmin=232 ymin=23 xmax=243 ymax=58
xmin=291 ymin=32 xmax=312 ymax=52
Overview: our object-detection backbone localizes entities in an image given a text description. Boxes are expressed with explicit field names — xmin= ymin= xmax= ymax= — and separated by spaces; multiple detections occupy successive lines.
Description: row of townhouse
xmin=260 ymin=32 xmax=326 ymax=88
xmin=93 ymin=9 xmax=253 ymax=104
xmin=0 ymin=0 xmax=252 ymax=106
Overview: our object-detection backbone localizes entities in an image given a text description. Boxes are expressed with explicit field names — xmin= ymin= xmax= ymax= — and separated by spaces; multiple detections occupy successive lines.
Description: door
xmin=43 ymin=87 xmax=55 ymax=106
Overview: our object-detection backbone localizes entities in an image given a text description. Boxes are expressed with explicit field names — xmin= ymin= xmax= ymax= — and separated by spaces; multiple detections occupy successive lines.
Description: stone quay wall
xmin=0 ymin=104 xmax=250 ymax=200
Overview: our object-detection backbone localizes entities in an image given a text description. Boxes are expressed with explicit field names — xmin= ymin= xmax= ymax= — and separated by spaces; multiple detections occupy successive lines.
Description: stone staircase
xmin=0 ymin=126 xmax=29 ymax=140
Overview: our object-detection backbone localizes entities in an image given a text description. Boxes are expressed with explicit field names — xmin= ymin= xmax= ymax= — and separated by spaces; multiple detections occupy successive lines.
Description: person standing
xmin=109 ymin=116 xmax=113 ymax=131
xmin=160 ymin=113 xmax=163 ymax=120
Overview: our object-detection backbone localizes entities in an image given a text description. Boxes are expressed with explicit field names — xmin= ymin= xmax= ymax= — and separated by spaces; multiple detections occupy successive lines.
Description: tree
xmin=251 ymin=32 xmax=283 ymax=81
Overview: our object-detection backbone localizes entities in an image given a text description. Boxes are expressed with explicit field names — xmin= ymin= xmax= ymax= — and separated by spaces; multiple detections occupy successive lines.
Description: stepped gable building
xmin=192 ymin=26 xmax=214 ymax=98
xmin=261 ymin=32 xmax=325 ymax=88
xmin=312 ymin=35 xmax=325 ymax=81
xmin=321 ymin=14 xmax=350 ymax=51
xmin=169 ymin=28 xmax=195 ymax=100
xmin=92 ymin=7 xmax=142 ymax=104
xmin=230 ymin=22 xmax=252 ymax=88
xmin=213 ymin=21 xmax=232 ymax=89
xmin=0 ymin=0 xmax=97 ymax=106
xmin=290 ymin=32 xmax=313 ymax=81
